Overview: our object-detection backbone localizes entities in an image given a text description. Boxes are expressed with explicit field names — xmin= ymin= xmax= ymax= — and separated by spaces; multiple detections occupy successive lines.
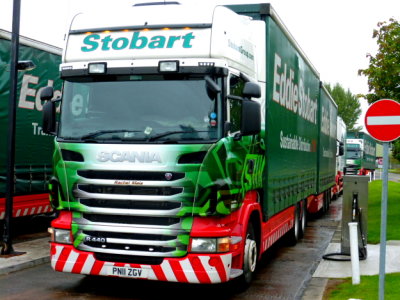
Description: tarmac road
xmin=0 ymin=199 xmax=342 ymax=300
xmin=374 ymin=169 xmax=400 ymax=182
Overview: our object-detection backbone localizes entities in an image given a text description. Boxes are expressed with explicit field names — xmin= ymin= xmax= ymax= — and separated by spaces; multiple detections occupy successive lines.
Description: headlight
xmin=49 ymin=228 xmax=72 ymax=244
xmin=190 ymin=237 xmax=230 ymax=253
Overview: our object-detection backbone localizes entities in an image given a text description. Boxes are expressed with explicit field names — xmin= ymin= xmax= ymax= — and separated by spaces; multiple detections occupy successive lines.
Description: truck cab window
xmin=227 ymin=74 xmax=246 ymax=134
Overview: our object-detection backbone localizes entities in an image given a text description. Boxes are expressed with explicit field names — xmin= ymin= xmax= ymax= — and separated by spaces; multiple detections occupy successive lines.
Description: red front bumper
xmin=50 ymin=243 xmax=234 ymax=284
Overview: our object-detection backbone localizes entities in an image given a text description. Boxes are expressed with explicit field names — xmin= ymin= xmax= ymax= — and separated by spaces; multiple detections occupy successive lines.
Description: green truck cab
xmin=345 ymin=131 xmax=377 ymax=176
xmin=42 ymin=3 xmax=339 ymax=287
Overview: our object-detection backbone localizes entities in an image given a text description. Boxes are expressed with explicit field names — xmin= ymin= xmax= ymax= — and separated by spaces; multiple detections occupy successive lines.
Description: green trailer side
xmin=0 ymin=29 xmax=62 ymax=198
xmin=317 ymin=85 xmax=337 ymax=194
xmin=228 ymin=4 xmax=322 ymax=218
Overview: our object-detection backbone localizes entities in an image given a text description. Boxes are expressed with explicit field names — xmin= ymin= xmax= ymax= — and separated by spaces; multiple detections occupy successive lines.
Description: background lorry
xmin=0 ymin=29 xmax=62 ymax=220
xmin=43 ymin=2 xmax=338 ymax=287
xmin=333 ymin=116 xmax=346 ymax=197
xmin=345 ymin=131 xmax=377 ymax=177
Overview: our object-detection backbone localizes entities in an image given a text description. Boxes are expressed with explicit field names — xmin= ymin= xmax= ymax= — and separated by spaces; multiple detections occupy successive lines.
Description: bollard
xmin=349 ymin=222 xmax=360 ymax=284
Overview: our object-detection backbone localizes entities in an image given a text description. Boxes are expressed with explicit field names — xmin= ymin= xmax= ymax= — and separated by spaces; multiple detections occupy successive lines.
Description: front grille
xmin=85 ymin=241 xmax=175 ymax=253
xmin=83 ymin=230 xmax=176 ymax=241
xmin=79 ymin=226 xmax=184 ymax=257
xmin=80 ymin=199 xmax=181 ymax=210
xmin=78 ymin=170 xmax=184 ymax=181
xmin=83 ymin=214 xmax=180 ymax=226
xmin=72 ymin=168 xmax=193 ymax=258
xmin=346 ymin=165 xmax=358 ymax=175
xmin=78 ymin=184 xmax=183 ymax=196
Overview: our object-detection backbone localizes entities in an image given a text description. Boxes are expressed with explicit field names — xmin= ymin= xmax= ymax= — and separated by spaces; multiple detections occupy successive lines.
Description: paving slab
xmin=313 ymin=241 xmax=400 ymax=278
xmin=0 ymin=237 xmax=50 ymax=275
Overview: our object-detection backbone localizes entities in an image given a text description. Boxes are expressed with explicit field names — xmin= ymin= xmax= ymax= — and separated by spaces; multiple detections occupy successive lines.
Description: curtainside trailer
xmin=334 ymin=116 xmax=346 ymax=197
xmin=0 ymin=29 xmax=62 ymax=220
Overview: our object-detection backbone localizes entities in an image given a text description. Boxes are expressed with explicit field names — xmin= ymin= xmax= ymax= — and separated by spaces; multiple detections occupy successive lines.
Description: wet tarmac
xmin=0 ymin=199 xmax=342 ymax=300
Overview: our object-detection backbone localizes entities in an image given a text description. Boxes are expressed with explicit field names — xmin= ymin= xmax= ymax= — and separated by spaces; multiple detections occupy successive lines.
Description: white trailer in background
xmin=334 ymin=116 xmax=346 ymax=196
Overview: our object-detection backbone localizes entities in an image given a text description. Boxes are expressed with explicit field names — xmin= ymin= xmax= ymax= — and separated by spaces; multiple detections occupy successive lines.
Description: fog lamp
xmin=159 ymin=60 xmax=179 ymax=72
xmin=88 ymin=62 xmax=107 ymax=74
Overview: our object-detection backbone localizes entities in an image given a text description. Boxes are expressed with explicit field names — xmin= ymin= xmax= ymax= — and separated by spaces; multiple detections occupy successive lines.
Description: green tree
xmin=359 ymin=18 xmax=400 ymax=161
xmin=392 ymin=142 xmax=400 ymax=162
xmin=324 ymin=83 xmax=361 ymax=131
xmin=358 ymin=18 xmax=400 ymax=103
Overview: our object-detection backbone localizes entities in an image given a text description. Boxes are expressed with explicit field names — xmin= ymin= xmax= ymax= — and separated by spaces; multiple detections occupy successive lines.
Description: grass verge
xmin=325 ymin=273 xmax=400 ymax=299
xmin=325 ymin=180 xmax=400 ymax=299
xmin=367 ymin=180 xmax=400 ymax=243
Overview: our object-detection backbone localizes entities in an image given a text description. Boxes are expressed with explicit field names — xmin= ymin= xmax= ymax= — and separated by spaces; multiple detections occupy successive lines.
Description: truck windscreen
xmin=346 ymin=149 xmax=361 ymax=159
xmin=346 ymin=144 xmax=361 ymax=159
xmin=58 ymin=75 xmax=222 ymax=143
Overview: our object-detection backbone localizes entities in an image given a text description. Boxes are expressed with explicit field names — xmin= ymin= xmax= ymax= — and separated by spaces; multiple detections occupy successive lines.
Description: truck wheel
xmin=285 ymin=204 xmax=300 ymax=246
xmin=237 ymin=223 xmax=258 ymax=289
xmin=299 ymin=200 xmax=307 ymax=238
xmin=325 ymin=191 xmax=331 ymax=212
xmin=322 ymin=191 xmax=330 ymax=213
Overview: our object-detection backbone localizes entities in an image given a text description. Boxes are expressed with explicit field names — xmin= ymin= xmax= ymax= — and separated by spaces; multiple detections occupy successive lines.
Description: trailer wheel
xmin=299 ymin=200 xmax=307 ymax=238
xmin=322 ymin=191 xmax=330 ymax=213
xmin=237 ymin=223 xmax=258 ymax=289
xmin=325 ymin=191 xmax=331 ymax=212
xmin=285 ymin=204 xmax=300 ymax=246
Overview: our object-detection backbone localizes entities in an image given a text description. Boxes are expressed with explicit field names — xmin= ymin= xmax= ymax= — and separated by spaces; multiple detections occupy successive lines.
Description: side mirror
xmin=241 ymin=100 xmax=261 ymax=136
xmin=338 ymin=142 xmax=344 ymax=156
xmin=40 ymin=86 xmax=58 ymax=135
xmin=42 ymin=101 xmax=57 ymax=135
xmin=243 ymin=82 xmax=261 ymax=99
xmin=40 ymin=86 xmax=54 ymax=101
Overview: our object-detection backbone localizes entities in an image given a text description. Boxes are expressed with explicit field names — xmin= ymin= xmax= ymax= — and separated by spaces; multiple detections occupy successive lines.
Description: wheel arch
xmin=237 ymin=190 xmax=263 ymax=258
xmin=248 ymin=210 xmax=262 ymax=257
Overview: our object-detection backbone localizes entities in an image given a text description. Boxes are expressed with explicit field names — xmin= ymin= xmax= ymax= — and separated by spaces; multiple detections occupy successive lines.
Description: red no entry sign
xmin=364 ymin=99 xmax=400 ymax=142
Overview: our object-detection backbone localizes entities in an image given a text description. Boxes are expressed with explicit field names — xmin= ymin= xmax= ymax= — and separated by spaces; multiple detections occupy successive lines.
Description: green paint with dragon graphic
xmin=51 ymin=133 xmax=264 ymax=257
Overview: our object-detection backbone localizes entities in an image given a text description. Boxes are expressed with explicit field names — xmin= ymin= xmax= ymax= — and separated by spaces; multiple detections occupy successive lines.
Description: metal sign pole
xmin=378 ymin=142 xmax=389 ymax=300
xmin=1 ymin=0 xmax=21 ymax=256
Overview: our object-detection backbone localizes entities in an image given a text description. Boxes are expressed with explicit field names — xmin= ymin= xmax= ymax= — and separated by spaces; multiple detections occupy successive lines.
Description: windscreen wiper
xmin=147 ymin=130 xmax=208 ymax=142
xmin=80 ymin=130 xmax=142 ymax=140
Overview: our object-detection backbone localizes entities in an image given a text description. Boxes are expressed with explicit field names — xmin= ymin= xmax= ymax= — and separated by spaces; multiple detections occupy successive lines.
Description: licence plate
xmin=108 ymin=266 xmax=148 ymax=278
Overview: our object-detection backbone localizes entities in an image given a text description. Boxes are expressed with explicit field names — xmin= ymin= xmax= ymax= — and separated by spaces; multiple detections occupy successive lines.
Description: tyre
xmin=299 ymin=200 xmax=307 ymax=238
xmin=326 ymin=191 xmax=331 ymax=211
xmin=322 ymin=191 xmax=330 ymax=214
xmin=236 ymin=222 xmax=258 ymax=290
xmin=285 ymin=204 xmax=300 ymax=246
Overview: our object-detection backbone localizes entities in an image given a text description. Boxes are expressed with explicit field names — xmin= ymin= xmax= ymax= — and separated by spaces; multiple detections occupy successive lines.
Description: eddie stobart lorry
xmin=345 ymin=131 xmax=376 ymax=177
xmin=0 ymin=29 xmax=61 ymax=221
xmin=42 ymin=3 xmax=338 ymax=286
